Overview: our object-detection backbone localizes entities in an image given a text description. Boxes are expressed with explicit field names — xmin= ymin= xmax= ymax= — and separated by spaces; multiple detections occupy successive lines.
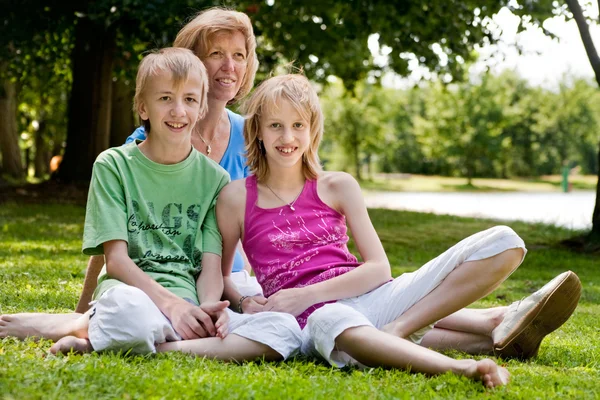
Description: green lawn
xmin=1 ymin=203 xmax=599 ymax=399
xmin=360 ymin=174 xmax=598 ymax=192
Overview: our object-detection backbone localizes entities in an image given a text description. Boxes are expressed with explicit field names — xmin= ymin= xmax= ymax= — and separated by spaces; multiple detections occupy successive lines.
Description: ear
xmin=138 ymin=101 xmax=149 ymax=122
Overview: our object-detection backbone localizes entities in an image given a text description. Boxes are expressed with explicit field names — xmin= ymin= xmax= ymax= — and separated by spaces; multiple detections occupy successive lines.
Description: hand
xmin=263 ymin=288 xmax=312 ymax=317
xmin=200 ymin=300 xmax=230 ymax=338
xmin=241 ymin=295 xmax=268 ymax=314
xmin=165 ymin=299 xmax=218 ymax=340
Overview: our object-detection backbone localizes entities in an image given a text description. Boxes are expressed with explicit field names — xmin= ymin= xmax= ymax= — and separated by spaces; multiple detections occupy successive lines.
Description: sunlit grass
xmin=1 ymin=203 xmax=599 ymax=399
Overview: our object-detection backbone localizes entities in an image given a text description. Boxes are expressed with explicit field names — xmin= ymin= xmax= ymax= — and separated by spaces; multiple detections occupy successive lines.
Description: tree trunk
xmin=34 ymin=119 xmax=48 ymax=178
xmin=0 ymin=62 xmax=24 ymax=179
xmin=110 ymin=78 xmax=136 ymax=147
xmin=56 ymin=17 xmax=116 ymax=182
xmin=564 ymin=0 xmax=600 ymax=237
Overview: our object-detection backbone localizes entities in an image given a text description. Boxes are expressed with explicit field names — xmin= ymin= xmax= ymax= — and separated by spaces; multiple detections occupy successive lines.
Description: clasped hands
xmin=241 ymin=287 xmax=312 ymax=317
xmin=166 ymin=299 xmax=230 ymax=340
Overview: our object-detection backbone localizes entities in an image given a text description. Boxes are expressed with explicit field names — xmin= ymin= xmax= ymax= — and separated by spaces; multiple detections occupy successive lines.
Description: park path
xmin=363 ymin=191 xmax=595 ymax=230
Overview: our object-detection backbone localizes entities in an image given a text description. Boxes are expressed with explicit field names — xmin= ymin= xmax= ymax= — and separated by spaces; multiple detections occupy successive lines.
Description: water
xmin=363 ymin=191 xmax=596 ymax=230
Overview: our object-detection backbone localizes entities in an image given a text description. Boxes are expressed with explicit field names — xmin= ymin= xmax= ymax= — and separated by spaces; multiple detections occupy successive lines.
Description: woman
xmin=75 ymin=7 xmax=262 ymax=315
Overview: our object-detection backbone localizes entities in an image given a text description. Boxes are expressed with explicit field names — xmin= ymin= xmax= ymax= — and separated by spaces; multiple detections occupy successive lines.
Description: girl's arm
xmin=265 ymin=172 xmax=392 ymax=316
xmin=217 ymin=180 xmax=266 ymax=314
xmin=103 ymin=240 xmax=218 ymax=339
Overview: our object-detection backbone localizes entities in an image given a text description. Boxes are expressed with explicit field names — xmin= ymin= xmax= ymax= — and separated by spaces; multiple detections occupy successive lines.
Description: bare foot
xmin=50 ymin=336 xmax=93 ymax=355
xmin=0 ymin=313 xmax=82 ymax=341
xmin=464 ymin=359 xmax=510 ymax=388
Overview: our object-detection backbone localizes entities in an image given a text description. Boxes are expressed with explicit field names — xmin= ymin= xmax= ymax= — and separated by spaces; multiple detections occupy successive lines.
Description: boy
xmin=2 ymin=48 xmax=301 ymax=359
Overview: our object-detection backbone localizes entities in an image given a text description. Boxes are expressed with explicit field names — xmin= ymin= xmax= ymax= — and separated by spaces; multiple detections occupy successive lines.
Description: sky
xmin=373 ymin=3 xmax=599 ymax=90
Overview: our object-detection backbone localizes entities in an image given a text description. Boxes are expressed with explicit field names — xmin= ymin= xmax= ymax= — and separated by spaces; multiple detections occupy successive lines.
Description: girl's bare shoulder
xmin=218 ymin=178 xmax=248 ymax=207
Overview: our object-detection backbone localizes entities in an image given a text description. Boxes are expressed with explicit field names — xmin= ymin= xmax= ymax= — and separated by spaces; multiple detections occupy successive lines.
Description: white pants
xmin=301 ymin=225 xmax=527 ymax=367
xmin=87 ymin=285 xmax=300 ymax=358
xmin=230 ymin=270 xmax=263 ymax=297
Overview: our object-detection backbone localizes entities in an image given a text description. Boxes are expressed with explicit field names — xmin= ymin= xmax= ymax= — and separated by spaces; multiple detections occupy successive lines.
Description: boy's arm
xmin=195 ymin=252 xmax=229 ymax=338
xmin=74 ymin=255 xmax=105 ymax=313
xmin=103 ymin=239 xmax=218 ymax=339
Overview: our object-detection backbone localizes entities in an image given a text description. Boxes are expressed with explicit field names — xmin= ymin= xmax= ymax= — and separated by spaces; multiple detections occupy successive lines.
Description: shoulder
xmin=217 ymin=178 xmax=247 ymax=216
xmin=317 ymin=172 xmax=362 ymax=213
xmin=94 ymin=144 xmax=134 ymax=166
xmin=318 ymin=171 xmax=360 ymax=192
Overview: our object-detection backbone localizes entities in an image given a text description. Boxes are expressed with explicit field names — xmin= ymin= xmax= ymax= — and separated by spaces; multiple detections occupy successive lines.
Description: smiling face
xmin=199 ymin=30 xmax=248 ymax=104
xmin=259 ymin=99 xmax=312 ymax=172
xmin=137 ymin=69 xmax=204 ymax=145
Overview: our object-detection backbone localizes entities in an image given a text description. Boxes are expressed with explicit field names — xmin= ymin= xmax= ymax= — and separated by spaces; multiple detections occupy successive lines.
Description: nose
xmin=170 ymin=100 xmax=186 ymax=117
xmin=221 ymin=55 xmax=235 ymax=71
xmin=281 ymin=127 xmax=295 ymax=143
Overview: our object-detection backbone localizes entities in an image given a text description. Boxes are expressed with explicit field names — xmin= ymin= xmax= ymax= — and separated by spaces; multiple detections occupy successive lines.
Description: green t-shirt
xmin=83 ymin=142 xmax=230 ymax=304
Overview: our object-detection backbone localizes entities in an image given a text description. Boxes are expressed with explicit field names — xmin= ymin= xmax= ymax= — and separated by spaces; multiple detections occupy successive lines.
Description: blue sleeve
xmin=124 ymin=126 xmax=147 ymax=145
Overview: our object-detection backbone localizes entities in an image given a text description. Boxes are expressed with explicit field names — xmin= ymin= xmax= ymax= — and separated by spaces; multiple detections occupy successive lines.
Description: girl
xmin=216 ymin=74 xmax=581 ymax=388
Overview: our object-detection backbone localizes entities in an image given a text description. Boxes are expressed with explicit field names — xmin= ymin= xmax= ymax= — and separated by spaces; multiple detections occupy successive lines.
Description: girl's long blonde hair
xmin=241 ymin=74 xmax=323 ymax=181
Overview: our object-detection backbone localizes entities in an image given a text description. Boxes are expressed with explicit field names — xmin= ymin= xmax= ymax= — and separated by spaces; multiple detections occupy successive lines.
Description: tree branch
xmin=565 ymin=0 xmax=600 ymax=86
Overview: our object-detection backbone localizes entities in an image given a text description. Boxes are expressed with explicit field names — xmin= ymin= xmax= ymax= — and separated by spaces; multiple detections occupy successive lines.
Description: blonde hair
xmin=133 ymin=47 xmax=209 ymax=134
xmin=174 ymin=7 xmax=258 ymax=105
xmin=241 ymin=74 xmax=323 ymax=181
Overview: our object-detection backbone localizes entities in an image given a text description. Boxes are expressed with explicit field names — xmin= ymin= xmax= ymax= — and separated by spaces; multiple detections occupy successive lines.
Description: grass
xmin=360 ymin=174 xmax=598 ymax=193
xmin=1 ymin=203 xmax=599 ymax=399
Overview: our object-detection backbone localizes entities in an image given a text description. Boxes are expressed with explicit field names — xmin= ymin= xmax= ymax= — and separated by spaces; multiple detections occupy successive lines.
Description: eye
xmin=270 ymin=122 xmax=281 ymax=128
xmin=293 ymin=122 xmax=305 ymax=129
xmin=209 ymin=51 xmax=223 ymax=58
xmin=159 ymin=96 xmax=170 ymax=101
xmin=234 ymin=52 xmax=247 ymax=61
xmin=185 ymin=97 xmax=198 ymax=103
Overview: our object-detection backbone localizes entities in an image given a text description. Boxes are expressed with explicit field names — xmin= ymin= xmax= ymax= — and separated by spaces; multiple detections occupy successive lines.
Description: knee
xmin=94 ymin=286 xmax=156 ymax=345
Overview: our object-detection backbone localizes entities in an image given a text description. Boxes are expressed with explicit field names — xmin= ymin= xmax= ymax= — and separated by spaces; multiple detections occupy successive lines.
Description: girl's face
xmin=200 ymin=30 xmax=247 ymax=104
xmin=259 ymin=99 xmax=311 ymax=173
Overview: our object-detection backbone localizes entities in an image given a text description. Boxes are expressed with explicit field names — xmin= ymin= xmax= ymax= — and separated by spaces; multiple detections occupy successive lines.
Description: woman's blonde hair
xmin=241 ymin=74 xmax=323 ymax=181
xmin=133 ymin=48 xmax=209 ymax=134
xmin=174 ymin=7 xmax=258 ymax=105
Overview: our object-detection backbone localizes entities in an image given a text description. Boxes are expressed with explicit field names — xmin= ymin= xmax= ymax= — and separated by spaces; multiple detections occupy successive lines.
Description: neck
xmin=195 ymin=98 xmax=227 ymax=141
xmin=264 ymin=164 xmax=306 ymax=190
xmin=138 ymin=136 xmax=191 ymax=165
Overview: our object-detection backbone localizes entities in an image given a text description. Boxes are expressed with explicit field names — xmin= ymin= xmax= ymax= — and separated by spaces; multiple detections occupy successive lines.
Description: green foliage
xmin=320 ymin=72 xmax=600 ymax=179
xmin=1 ymin=203 xmax=600 ymax=399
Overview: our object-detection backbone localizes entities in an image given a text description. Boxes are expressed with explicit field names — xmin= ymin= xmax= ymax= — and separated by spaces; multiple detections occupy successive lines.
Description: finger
xmin=252 ymin=296 xmax=268 ymax=305
xmin=217 ymin=322 xmax=229 ymax=338
xmin=186 ymin=315 xmax=208 ymax=338
xmin=195 ymin=310 xmax=216 ymax=337
xmin=201 ymin=300 xmax=229 ymax=313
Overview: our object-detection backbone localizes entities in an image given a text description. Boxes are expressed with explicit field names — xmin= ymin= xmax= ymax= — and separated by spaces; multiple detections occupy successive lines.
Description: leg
xmin=422 ymin=271 xmax=582 ymax=359
xmin=384 ymin=248 xmax=523 ymax=339
xmin=157 ymin=334 xmax=281 ymax=361
xmin=336 ymin=326 xmax=508 ymax=388
xmin=0 ymin=312 xmax=87 ymax=342
xmin=75 ymin=255 xmax=105 ymax=313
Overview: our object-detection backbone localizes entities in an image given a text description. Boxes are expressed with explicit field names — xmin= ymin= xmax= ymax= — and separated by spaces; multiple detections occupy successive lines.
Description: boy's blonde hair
xmin=241 ymin=74 xmax=323 ymax=181
xmin=174 ymin=7 xmax=258 ymax=105
xmin=133 ymin=48 xmax=209 ymax=134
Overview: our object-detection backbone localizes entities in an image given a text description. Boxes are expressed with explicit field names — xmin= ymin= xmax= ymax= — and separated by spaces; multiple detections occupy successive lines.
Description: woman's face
xmin=199 ymin=30 xmax=247 ymax=104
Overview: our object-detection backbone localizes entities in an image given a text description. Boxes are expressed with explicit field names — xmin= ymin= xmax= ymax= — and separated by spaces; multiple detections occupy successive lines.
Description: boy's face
xmin=259 ymin=99 xmax=311 ymax=171
xmin=138 ymin=69 xmax=204 ymax=144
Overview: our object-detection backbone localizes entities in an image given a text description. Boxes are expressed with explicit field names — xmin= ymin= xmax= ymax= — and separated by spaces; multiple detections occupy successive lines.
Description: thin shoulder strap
xmin=245 ymin=175 xmax=258 ymax=216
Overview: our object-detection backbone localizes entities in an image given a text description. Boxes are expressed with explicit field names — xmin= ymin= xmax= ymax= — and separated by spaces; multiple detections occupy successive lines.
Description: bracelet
xmin=237 ymin=295 xmax=249 ymax=313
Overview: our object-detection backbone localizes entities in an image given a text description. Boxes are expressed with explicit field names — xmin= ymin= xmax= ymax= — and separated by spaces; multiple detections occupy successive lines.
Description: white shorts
xmin=301 ymin=225 xmax=527 ymax=367
xmin=230 ymin=270 xmax=263 ymax=297
xmin=87 ymin=285 xmax=300 ymax=358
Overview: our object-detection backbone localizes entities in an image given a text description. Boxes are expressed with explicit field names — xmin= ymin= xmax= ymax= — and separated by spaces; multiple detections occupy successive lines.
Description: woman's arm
xmin=74 ymin=255 xmax=105 ymax=313
xmin=264 ymin=172 xmax=392 ymax=316
xmin=103 ymin=240 xmax=218 ymax=339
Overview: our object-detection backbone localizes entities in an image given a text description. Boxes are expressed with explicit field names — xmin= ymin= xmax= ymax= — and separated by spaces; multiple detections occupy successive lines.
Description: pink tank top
xmin=243 ymin=175 xmax=361 ymax=327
